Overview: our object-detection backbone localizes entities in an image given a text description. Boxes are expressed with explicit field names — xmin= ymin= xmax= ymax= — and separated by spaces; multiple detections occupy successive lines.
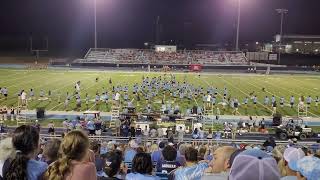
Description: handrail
xmin=1 ymin=133 xmax=316 ymax=146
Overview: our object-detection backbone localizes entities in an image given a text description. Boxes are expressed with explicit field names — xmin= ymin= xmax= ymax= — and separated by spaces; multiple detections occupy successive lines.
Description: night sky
xmin=1 ymin=0 xmax=320 ymax=56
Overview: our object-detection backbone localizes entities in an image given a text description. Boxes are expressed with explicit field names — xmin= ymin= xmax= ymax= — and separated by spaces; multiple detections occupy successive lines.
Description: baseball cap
xmin=283 ymin=147 xmax=305 ymax=163
xmin=229 ymin=149 xmax=280 ymax=180
xmin=289 ymin=156 xmax=320 ymax=180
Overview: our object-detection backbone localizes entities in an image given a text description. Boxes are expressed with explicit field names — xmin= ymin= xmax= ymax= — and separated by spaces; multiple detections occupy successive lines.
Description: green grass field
xmin=0 ymin=68 xmax=319 ymax=117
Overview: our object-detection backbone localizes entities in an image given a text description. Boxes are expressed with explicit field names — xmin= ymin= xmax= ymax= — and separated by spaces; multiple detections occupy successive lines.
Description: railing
xmin=1 ymin=133 xmax=315 ymax=147
xmin=78 ymin=48 xmax=249 ymax=66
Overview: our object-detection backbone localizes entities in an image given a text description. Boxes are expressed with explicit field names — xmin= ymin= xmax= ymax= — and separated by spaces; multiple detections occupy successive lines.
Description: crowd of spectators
xmin=75 ymin=49 xmax=248 ymax=65
xmin=0 ymin=125 xmax=320 ymax=180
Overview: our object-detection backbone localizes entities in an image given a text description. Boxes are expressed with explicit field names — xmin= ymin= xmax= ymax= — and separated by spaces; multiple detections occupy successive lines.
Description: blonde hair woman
xmin=44 ymin=130 xmax=96 ymax=180
xmin=0 ymin=137 xmax=15 ymax=178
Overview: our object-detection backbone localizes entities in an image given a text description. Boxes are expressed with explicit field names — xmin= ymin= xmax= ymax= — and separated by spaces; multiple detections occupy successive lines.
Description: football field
xmin=0 ymin=68 xmax=319 ymax=117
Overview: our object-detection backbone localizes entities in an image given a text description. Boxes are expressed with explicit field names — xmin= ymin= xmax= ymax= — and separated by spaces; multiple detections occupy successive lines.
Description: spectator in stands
xmin=103 ymin=150 xmax=125 ymax=180
xmin=4 ymin=125 xmax=48 ymax=180
xmin=47 ymin=120 xmax=55 ymax=135
xmin=288 ymin=156 xmax=320 ymax=180
xmin=87 ymin=119 xmax=96 ymax=136
xmin=171 ymin=147 xmax=208 ymax=180
xmin=90 ymin=141 xmax=106 ymax=177
xmin=157 ymin=145 xmax=180 ymax=173
xmin=43 ymin=139 xmax=61 ymax=165
xmin=151 ymin=141 xmax=165 ymax=163
xmin=124 ymin=140 xmax=138 ymax=162
xmin=280 ymin=147 xmax=305 ymax=180
xmin=0 ymin=137 xmax=15 ymax=178
xmin=272 ymin=145 xmax=286 ymax=164
xmin=202 ymin=146 xmax=236 ymax=180
xmin=126 ymin=153 xmax=159 ymax=180
xmin=176 ymin=143 xmax=191 ymax=166
xmin=192 ymin=128 xmax=200 ymax=139
xmin=44 ymin=130 xmax=96 ymax=180
xmin=229 ymin=149 xmax=280 ymax=180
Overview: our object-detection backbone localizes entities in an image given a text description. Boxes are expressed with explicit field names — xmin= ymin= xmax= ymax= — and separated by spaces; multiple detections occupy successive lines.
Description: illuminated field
xmin=0 ymin=68 xmax=319 ymax=117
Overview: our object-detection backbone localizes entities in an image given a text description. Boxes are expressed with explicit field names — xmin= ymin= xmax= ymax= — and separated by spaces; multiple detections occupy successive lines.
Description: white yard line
xmin=48 ymin=76 xmax=100 ymax=111
xmin=247 ymin=79 xmax=320 ymax=118
xmin=284 ymin=77 xmax=319 ymax=94
xmin=221 ymin=78 xmax=273 ymax=114
xmin=198 ymin=75 xmax=243 ymax=116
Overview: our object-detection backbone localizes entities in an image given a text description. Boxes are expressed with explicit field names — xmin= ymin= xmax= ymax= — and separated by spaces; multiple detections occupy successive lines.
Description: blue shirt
xmin=173 ymin=162 xmax=208 ymax=180
xmin=27 ymin=159 xmax=48 ymax=180
xmin=126 ymin=173 xmax=160 ymax=180
xmin=124 ymin=149 xmax=137 ymax=162
xmin=87 ymin=121 xmax=95 ymax=130
xmin=151 ymin=150 xmax=162 ymax=163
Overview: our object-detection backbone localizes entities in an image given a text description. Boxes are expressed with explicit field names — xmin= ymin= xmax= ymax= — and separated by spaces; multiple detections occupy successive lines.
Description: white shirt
xmin=150 ymin=129 xmax=157 ymax=137
xmin=157 ymin=128 xmax=163 ymax=137
xmin=207 ymin=95 xmax=211 ymax=102
xmin=21 ymin=92 xmax=27 ymax=100
xmin=115 ymin=93 xmax=120 ymax=101
xmin=177 ymin=129 xmax=185 ymax=139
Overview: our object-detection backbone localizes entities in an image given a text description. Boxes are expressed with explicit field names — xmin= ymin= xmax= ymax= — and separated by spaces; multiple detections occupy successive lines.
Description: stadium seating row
xmin=73 ymin=48 xmax=248 ymax=65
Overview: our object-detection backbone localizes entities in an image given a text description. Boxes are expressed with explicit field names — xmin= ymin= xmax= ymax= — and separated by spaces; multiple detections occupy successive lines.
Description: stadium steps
xmin=203 ymin=108 xmax=215 ymax=130
xmin=110 ymin=105 xmax=120 ymax=136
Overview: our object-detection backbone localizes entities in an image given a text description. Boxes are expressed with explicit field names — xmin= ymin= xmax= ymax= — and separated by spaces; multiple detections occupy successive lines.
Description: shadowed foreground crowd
xmin=0 ymin=125 xmax=320 ymax=180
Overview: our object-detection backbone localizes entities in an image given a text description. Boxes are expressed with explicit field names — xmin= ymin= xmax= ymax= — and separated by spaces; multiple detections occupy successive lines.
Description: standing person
xmin=20 ymin=90 xmax=27 ymax=106
xmin=4 ymin=125 xmax=48 ymax=180
xmin=280 ymin=97 xmax=285 ymax=108
xmin=48 ymin=121 xmax=55 ymax=135
xmin=114 ymin=118 xmax=121 ymax=137
xmin=232 ymin=98 xmax=239 ymax=115
xmin=2 ymin=87 xmax=8 ymax=100
xmin=95 ymin=93 xmax=100 ymax=109
xmin=253 ymin=96 xmax=258 ymax=108
xmin=290 ymin=95 xmax=295 ymax=108
xmin=157 ymin=127 xmax=164 ymax=140
xmin=306 ymin=95 xmax=312 ymax=108
xmin=231 ymin=122 xmax=238 ymax=140
xmin=260 ymin=118 xmax=266 ymax=129
xmin=48 ymin=90 xmax=52 ymax=102
xmin=192 ymin=128 xmax=199 ymax=139
xmin=85 ymin=93 xmax=90 ymax=110
xmin=271 ymin=95 xmax=276 ymax=105
xmin=44 ymin=131 xmax=97 ymax=180
xmin=199 ymin=127 xmax=205 ymax=139
xmin=29 ymin=89 xmax=35 ymax=100
xmin=114 ymin=92 xmax=120 ymax=106
xmin=87 ymin=119 xmax=96 ymax=136
xmin=64 ymin=92 xmax=70 ymax=110
xmin=177 ymin=126 xmax=185 ymax=143
xmin=315 ymin=96 xmax=319 ymax=107
xmin=10 ymin=107 xmax=15 ymax=121
xmin=264 ymin=96 xmax=269 ymax=105
xmin=39 ymin=89 xmax=45 ymax=98
xmin=272 ymin=101 xmax=277 ymax=115
xmin=243 ymin=97 xmax=248 ymax=109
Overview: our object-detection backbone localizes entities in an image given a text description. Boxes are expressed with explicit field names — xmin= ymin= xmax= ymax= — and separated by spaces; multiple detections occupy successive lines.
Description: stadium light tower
xmin=235 ymin=0 xmax=241 ymax=51
xmin=276 ymin=8 xmax=288 ymax=64
xmin=94 ymin=0 xmax=97 ymax=49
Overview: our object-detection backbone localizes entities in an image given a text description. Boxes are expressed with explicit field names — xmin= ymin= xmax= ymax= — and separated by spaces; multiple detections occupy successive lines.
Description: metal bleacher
xmin=74 ymin=48 xmax=249 ymax=66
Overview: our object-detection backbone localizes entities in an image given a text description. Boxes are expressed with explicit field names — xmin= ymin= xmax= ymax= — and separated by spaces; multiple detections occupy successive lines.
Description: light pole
xmin=235 ymin=0 xmax=241 ymax=51
xmin=276 ymin=9 xmax=288 ymax=64
xmin=94 ymin=0 xmax=97 ymax=49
